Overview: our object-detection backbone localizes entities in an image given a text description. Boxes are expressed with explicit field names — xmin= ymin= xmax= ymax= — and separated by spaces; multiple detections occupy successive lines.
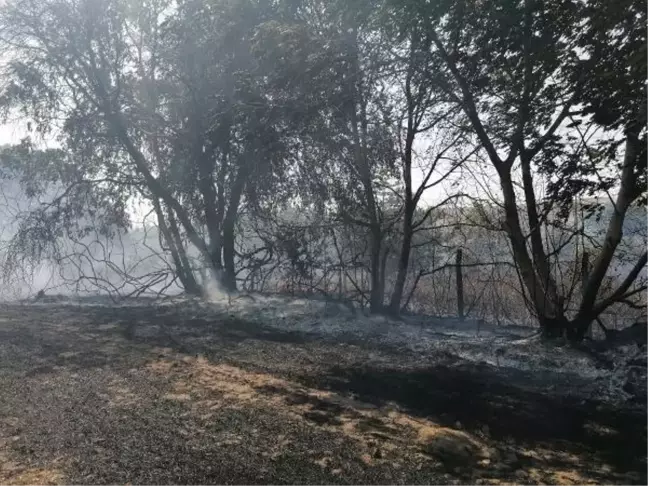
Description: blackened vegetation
xmin=0 ymin=302 xmax=645 ymax=484
xmin=594 ymin=321 xmax=648 ymax=350
xmin=318 ymin=364 xmax=646 ymax=473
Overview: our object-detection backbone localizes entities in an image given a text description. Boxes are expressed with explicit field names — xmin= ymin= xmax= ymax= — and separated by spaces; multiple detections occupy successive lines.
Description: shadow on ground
xmin=312 ymin=364 xmax=645 ymax=473
xmin=107 ymin=304 xmax=647 ymax=482
xmin=0 ymin=302 xmax=645 ymax=484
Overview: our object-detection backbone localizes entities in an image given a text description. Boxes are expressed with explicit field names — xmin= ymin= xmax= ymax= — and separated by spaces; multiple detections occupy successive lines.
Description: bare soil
xmin=0 ymin=301 xmax=645 ymax=484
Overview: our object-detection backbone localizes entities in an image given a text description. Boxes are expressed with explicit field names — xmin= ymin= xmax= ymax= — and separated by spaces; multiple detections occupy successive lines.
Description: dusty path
xmin=0 ymin=301 xmax=645 ymax=484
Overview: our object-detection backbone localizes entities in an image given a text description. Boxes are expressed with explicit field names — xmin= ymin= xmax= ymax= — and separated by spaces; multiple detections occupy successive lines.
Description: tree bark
xmin=221 ymin=162 xmax=249 ymax=291
xmin=368 ymin=225 xmax=384 ymax=312
xmin=499 ymin=168 xmax=558 ymax=323
xmin=578 ymin=132 xmax=639 ymax=318
xmin=152 ymin=198 xmax=201 ymax=295
xmin=389 ymin=209 xmax=413 ymax=313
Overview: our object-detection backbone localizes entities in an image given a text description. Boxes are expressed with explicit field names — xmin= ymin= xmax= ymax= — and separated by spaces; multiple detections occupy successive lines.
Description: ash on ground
xmin=25 ymin=292 xmax=648 ymax=406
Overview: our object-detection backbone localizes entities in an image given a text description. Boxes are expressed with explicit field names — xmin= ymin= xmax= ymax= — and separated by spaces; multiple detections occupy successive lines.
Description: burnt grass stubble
xmin=0 ymin=301 xmax=645 ymax=484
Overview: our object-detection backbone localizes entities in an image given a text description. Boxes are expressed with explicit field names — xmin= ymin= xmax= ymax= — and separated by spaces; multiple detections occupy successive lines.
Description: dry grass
xmin=0 ymin=302 xmax=644 ymax=484
xmin=146 ymin=354 xmax=488 ymax=470
xmin=1 ymin=466 xmax=65 ymax=485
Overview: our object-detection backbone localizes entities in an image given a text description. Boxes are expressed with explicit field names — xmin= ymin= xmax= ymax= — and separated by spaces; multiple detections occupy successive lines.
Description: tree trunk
xmin=153 ymin=198 xmax=201 ymax=295
xmin=581 ymin=252 xmax=592 ymax=339
xmin=498 ymin=168 xmax=562 ymax=335
xmin=221 ymin=162 xmax=249 ymax=291
xmin=574 ymin=130 xmax=642 ymax=339
xmin=520 ymin=152 xmax=559 ymax=304
xmin=221 ymin=219 xmax=236 ymax=291
xmin=380 ymin=246 xmax=390 ymax=303
xmin=389 ymin=211 xmax=413 ymax=313
xmin=199 ymin=166 xmax=223 ymax=272
xmin=345 ymin=26 xmax=384 ymax=313
xmin=429 ymin=22 xmax=574 ymax=337
xmin=368 ymin=225 xmax=384 ymax=313
xmin=107 ymin=110 xmax=214 ymax=265
xmin=194 ymin=115 xmax=225 ymax=273
xmin=388 ymin=39 xmax=418 ymax=315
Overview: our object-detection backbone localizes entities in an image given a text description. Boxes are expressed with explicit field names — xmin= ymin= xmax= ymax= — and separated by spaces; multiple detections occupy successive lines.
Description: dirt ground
xmin=0 ymin=300 xmax=645 ymax=485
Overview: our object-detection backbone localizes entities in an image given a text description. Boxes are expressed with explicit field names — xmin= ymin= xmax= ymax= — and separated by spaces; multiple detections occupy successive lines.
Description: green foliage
xmin=574 ymin=0 xmax=646 ymax=132
xmin=0 ymin=0 xmax=643 ymax=313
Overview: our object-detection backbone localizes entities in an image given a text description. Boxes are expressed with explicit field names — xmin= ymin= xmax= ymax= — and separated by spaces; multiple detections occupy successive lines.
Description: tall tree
xmin=381 ymin=20 xmax=471 ymax=313
xmin=0 ymin=0 xmax=293 ymax=293
xmin=389 ymin=0 xmax=646 ymax=337
xmin=567 ymin=0 xmax=647 ymax=338
xmin=253 ymin=0 xmax=401 ymax=312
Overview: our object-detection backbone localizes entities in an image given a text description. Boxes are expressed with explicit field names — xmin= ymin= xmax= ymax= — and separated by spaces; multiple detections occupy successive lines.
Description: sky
xmin=0 ymin=122 xmax=25 ymax=145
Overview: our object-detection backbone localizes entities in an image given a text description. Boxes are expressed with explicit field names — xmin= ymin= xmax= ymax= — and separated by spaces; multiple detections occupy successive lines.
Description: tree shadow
xmin=301 ymin=362 xmax=647 ymax=479
xmin=248 ymin=364 xmax=646 ymax=484
xmin=35 ymin=304 xmax=647 ymax=477
xmin=2 ymin=303 xmax=646 ymax=484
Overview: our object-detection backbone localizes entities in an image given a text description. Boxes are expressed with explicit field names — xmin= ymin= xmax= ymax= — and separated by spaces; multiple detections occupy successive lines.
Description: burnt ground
xmin=0 ymin=301 xmax=645 ymax=485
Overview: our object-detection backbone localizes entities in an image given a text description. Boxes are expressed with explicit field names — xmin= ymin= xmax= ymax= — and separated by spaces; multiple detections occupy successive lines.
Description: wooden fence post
xmin=581 ymin=251 xmax=590 ymax=291
xmin=581 ymin=251 xmax=592 ymax=338
xmin=323 ymin=264 xmax=328 ymax=294
xmin=456 ymin=249 xmax=464 ymax=321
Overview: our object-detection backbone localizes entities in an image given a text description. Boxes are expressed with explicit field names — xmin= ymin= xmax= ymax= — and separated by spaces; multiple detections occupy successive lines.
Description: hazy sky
xmin=0 ymin=123 xmax=24 ymax=145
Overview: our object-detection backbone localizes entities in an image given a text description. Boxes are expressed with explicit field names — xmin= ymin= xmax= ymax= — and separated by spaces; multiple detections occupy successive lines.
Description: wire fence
xmin=239 ymin=248 xmax=645 ymax=331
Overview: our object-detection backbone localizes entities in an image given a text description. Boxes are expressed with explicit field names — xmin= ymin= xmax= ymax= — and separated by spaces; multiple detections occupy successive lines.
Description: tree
xmin=567 ymin=0 xmax=647 ymax=339
xmin=381 ymin=23 xmax=472 ymax=313
xmin=252 ymin=0 xmax=402 ymax=312
xmin=0 ymin=0 xmax=294 ymax=293
xmin=389 ymin=0 xmax=646 ymax=338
